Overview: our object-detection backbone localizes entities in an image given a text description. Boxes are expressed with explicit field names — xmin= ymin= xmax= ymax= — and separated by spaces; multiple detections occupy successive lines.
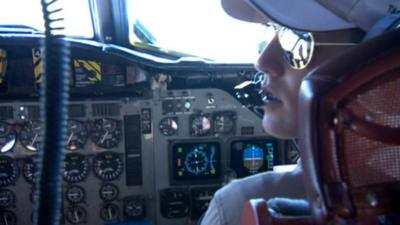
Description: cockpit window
xmin=0 ymin=0 xmax=93 ymax=38
xmin=127 ymin=0 xmax=269 ymax=63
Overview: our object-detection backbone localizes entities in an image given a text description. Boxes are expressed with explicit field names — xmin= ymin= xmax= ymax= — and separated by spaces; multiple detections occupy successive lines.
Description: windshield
xmin=0 ymin=0 xmax=93 ymax=38
xmin=128 ymin=0 xmax=271 ymax=63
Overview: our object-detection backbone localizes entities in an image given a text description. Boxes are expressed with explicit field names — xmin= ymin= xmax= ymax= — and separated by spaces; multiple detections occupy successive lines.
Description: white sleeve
xmin=200 ymin=190 xmax=225 ymax=225
xmin=200 ymin=167 xmax=305 ymax=225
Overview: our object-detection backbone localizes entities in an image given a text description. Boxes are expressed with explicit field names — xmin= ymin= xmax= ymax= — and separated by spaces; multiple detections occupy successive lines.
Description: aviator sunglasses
xmin=252 ymin=25 xmax=358 ymax=103
xmin=266 ymin=24 xmax=358 ymax=70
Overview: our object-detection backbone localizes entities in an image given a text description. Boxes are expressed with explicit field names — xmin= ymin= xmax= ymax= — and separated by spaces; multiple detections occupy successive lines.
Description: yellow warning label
xmin=0 ymin=49 xmax=7 ymax=84
xmin=74 ymin=60 xmax=101 ymax=82
xmin=32 ymin=48 xmax=43 ymax=83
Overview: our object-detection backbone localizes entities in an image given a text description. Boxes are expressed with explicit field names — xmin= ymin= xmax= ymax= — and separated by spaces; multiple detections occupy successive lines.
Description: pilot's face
xmin=256 ymin=36 xmax=310 ymax=139
xmin=256 ymin=31 xmax=359 ymax=139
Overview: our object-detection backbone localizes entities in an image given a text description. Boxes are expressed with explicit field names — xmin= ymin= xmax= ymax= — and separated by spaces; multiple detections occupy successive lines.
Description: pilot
xmin=200 ymin=0 xmax=398 ymax=225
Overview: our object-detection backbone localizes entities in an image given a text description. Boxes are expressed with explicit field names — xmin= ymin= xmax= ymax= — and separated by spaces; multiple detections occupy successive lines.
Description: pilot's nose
xmin=255 ymin=36 xmax=284 ymax=78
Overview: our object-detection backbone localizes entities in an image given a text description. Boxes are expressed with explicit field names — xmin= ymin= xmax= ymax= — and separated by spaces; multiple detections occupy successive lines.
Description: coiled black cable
xmin=33 ymin=1 xmax=70 ymax=225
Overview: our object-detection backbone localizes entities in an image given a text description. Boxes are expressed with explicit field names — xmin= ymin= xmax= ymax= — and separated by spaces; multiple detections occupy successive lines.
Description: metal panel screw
xmin=333 ymin=116 xmax=339 ymax=125
xmin=366 ymin=193 xmax=378 ymax=207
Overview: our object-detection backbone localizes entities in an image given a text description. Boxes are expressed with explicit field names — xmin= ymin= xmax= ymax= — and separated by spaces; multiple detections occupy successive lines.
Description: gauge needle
xmin=108 ymin=207 xmax=112 ymax=219
xmin=74 ymin=210 xmax=79 ymax=222
xmin=100 ymin=131 xmax=109 ymax=144
xmin=67 ymin=132 xmax=74 ymax=145
xmin=30 ymin=133 xmax=39 ymax=147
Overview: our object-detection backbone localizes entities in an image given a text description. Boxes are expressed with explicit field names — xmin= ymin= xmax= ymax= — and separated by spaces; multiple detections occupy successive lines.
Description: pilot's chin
xmin=259 ymin=100 xmax=283 ymax=114
xmin=262 ymin=114 xmax=296 ymax=140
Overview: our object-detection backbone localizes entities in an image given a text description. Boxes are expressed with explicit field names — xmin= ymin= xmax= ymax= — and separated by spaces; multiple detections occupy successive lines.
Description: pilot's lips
xmin=257 ymin=89 xmax=283 ymax=113
xmin=259 ymin=89 xmax=282 ymax=105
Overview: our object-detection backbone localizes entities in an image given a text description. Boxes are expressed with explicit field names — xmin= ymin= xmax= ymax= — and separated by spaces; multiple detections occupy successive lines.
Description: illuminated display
xmin=230 ymin=139 xmax=278 ymax=178
xmin=243 ymin=145 xmax=264 ymax=172
xmin=171 ymin=141 xmax=221 ymax=183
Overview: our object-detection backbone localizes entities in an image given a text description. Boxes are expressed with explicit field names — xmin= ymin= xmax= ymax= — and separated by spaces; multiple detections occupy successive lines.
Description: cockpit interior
xmin=0 ymin=1 xmax=399 ymax=225
xmin=0 ymin=1 xmax=301 ymax=225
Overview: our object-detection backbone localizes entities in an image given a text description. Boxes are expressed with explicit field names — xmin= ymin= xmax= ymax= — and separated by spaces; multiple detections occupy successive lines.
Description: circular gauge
xmin=191 ymin=187 xmax=219 ymax=219
xmin=0 ymin=122 xmax=16 ymax=153
xmin=286 ymin=142 xmax=300 ymax=163
xmin=159 ymin=117 xmax=178 ymax=136
xmin=65 ymin=185 xmax=85 ymax=204
xmin=93 ymin=152 xmax=123 ymax=181
xmin=124 ymin=198 xmax=145 ymax=219
xmin=288 ymin=150 xmax=300 ymax=163
xmin=64 ymin=153 xmax=89 ymax=183
xmin=243 ymin=145 xmax=265 ymax=173
xmin=22 ymin=157 xmax=37 ymax=184
xmin=66 ymin=120 xmax=88 ymax=151
xmin=66 ymin=205 xmax=87 ymax=224
xmin=20 ymin=121 xmax=42 ymax=152
xmin=0 ymin=156 xmax=18 ymax=187
xmin=0 ymin=210 xmax=17 ymax=225
xmin=0 ymin=189 xmax=15 ymax=208
xmin=214 ymin=112 xmax=235 ymax=134
xmin=100 ymin=203 xmax=120 ymax=222
xmin=190 ymin=115 xmax=212 ymax=136
xmin=160 ymin=189 xmax=190 ymax=218
xmin=90 ymin=118 xmax=122 ymax=149
xmin=184 ymin=147 xmax=209 ymax=175
xmin=99 ymin=183 xmax=119 ymax=202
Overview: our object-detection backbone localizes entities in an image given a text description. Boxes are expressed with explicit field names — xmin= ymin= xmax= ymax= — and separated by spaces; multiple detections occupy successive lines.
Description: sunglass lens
xmin=278 ymin=27 xmax=314 ymax=70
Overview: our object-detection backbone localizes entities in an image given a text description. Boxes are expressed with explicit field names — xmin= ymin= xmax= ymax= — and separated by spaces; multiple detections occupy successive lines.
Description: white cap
xmin=221 ymin=0 xmax=400 ymax=31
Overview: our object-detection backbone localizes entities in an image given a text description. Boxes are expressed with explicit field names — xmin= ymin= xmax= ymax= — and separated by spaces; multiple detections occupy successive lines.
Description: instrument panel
xmin=0 ymin=90 xmax=291 ymax=225
xmin=0 ymin=99 xmax=155 ymax=225
xmin=0 ymin=40 xmax=298 ymax=225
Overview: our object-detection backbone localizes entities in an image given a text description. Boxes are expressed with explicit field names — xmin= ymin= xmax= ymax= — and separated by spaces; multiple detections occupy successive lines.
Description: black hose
xmin=33 ymin=1 xmax=70 ymax=225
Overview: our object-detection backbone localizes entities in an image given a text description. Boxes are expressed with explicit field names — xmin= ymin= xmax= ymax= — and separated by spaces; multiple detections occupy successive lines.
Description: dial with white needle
xmin=90 ymin=118 xmax=121 ymax=149
xmin=66 ymin=120 xmax=88 ymax=151
xmin=20 ymin=121 xmax=41 ymax=152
